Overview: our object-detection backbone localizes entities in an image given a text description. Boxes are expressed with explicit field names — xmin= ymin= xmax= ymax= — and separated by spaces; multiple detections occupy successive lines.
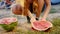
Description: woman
xmin=26 ymin=0 xmax=51 ymax=23
xmin=11 ymin=0 xmax=51 ymax=23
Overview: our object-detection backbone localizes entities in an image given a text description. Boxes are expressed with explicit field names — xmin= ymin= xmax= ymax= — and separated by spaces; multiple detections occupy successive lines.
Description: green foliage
xmin=51 ymin=18 xmax=60 ymax=26
xmin=0 ymin=21 xmax=18 ymax=32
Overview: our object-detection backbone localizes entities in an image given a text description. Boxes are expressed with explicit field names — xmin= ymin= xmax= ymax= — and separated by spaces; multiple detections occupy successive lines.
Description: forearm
xmin=27 ymin=9 xmax=36 ymax=23
xmin=43 ymin=5 xmax=51 ymax=19
xmin=27 ymin=9 xmax=34 ymax=18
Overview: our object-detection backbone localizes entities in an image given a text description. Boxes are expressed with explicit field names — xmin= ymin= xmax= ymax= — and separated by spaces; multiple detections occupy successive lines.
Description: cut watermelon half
xmin=0 ymin=17 xmax=18 ymax=32
xmin=0 ymin=17 xmax=17 ymax=24
xmin=31 ymin=20 xmax=53 ymax=31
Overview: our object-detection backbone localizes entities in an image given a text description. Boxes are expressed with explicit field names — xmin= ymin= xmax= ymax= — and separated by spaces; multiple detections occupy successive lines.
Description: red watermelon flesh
xmin=0 ymin=17 xmax=17 ymax=24
xmin=0 ymin=19 xmax=4 ymax=24
xmin=32 ymin=21 xmax=52 ymax=31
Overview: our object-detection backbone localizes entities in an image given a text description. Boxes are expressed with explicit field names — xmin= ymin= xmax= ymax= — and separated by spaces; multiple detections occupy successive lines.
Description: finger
xmin=40 ymin=18 xmax=46 ymax=21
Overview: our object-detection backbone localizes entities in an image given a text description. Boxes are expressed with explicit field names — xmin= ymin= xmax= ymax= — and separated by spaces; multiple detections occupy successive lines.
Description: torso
xmin=25 ymin=0 xmax=39 ymax=13
xmin=13 ymin=0 xmax=44 ymax=16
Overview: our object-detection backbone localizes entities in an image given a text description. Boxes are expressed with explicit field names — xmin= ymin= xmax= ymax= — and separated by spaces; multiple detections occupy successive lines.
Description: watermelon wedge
xmin=32 ymin=20 xmax=53 ymax=31
xmin=0 ymin=17 xmax=17 ymax=24
xmin=0 ymin=17 xmax=18 ymax=32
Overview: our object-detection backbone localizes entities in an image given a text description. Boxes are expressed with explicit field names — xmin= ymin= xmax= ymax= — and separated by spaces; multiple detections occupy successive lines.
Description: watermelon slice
xmin=32 ymin=20 xmax=53 ymax=31
xmin=0 ymin=17 xmax=17 ymax=24
xmin=0 ymin=17 xmax=18 ymax=32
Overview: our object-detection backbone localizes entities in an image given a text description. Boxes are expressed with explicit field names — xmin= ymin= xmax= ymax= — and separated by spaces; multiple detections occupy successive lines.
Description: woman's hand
xmin=40 ymin=18 xmax=46 ymax=21
xmin=30 ymin=17 xmax=36 ymax=23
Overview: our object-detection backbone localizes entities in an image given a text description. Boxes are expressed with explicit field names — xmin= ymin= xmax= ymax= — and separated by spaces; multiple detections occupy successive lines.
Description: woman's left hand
xmin=30 ymin=17 xmax=36 ymax=23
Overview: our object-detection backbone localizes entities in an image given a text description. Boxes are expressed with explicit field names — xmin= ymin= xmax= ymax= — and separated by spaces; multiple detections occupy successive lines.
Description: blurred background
xmin=0 ymin=0 xmax=60 ymax=34
xmin=0 ymin=0 xmax=60 ymax=22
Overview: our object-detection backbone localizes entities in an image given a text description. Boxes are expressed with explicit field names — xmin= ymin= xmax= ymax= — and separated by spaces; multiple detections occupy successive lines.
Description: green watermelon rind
xmin=0 ymin=21 xmax=18 ymax=32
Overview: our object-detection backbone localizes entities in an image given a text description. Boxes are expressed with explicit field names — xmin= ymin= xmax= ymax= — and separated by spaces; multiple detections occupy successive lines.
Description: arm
xmin=27 ymin=9 xmax=36 ymax=23
xmin=42 ymin=0 xmax=51 ymax=19
xmin=36 ymin=0 xmax=44 ymax=18
xmin=27 ymin=9 xmax=34 ymax=18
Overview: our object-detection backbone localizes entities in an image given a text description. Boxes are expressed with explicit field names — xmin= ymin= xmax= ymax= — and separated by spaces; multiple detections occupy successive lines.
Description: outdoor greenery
xmin=0 ymin=22 xmax=18 ymax=32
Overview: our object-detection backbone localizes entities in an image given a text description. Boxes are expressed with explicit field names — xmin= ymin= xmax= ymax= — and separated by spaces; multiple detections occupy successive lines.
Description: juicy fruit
xmin=0 ymin=17 xmax=18 ymax=32
xmin=0 ymin=17 xmax=17 ymax=24
xmin=32 ymin=21 xmax=53 ymax=31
